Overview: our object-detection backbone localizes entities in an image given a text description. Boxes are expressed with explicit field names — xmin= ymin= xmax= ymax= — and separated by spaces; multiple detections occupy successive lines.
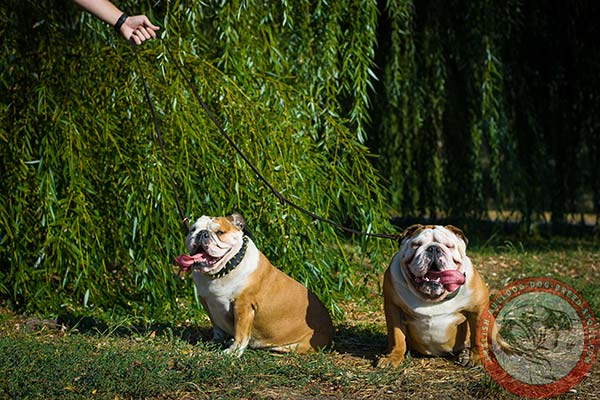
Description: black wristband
xmin=114 ymin=13 xmax=128 ymax=33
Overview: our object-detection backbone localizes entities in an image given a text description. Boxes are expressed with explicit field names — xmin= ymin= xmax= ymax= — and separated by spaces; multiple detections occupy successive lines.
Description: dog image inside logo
xmin=495 ymin=294 xmax=583 ymax=384
xmin=479 ymin=278 xmax=598 ymax=399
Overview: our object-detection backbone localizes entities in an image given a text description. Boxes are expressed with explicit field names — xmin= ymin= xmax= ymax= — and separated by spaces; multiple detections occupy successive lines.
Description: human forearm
xmin=72 ymin=0 xmax=123 ymax=26
xmin=73 ymin=0 xmax=159 ymax=44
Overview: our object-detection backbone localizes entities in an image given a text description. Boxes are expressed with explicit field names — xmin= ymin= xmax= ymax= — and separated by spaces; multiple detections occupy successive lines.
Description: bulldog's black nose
xmin=426 ymin=244 xmax=441 ymax=255
xmin=427 ymin=245 xmax=442 ymax=270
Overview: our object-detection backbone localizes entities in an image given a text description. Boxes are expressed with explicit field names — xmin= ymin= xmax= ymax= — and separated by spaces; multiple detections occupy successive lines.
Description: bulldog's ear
xmin=445 ymin=225 xmax=468 ymax=246
xmin=227 ymin=213 xmax=246 ymax=231
xmin=398 ymin=224 xmax=423 ymax=245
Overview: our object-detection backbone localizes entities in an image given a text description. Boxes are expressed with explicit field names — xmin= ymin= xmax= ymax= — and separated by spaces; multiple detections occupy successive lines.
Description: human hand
xmin=118 ymin=15 xmax=160 ymax=45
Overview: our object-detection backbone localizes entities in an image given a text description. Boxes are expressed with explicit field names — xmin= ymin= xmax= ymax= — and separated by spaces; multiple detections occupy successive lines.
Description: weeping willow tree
xmin=372 ymin=0 xmax=600 ymax=227
xmin=3 ymin=0 xmax=599 ymax=320
xmin=372 ymin=0 xmax=512 ymax=219
xmin=0 ymin=0 xmax=394 ymax=320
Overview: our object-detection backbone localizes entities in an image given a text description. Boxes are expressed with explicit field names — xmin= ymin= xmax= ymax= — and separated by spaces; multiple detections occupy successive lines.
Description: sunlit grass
xmin=1 ymin=242 xmax=598 ymax=399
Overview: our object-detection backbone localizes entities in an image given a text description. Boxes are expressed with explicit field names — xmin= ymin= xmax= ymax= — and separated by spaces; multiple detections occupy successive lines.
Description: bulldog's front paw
xmin=376 ymin=353 xmax=405 ymax=368
xmin=456 ymin=347 xmax=482 ymax=367
xmin=223 ymin=342 xmax=246 ymax=358
xmin=467 ymin=348 xmax=482 ymax=366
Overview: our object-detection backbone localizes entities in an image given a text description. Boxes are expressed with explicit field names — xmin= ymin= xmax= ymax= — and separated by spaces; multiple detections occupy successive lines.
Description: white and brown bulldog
xmin=175 ymin=213 xmax=333 ymax=356
xmin=377 ymin=224 xmax=489 ymax=368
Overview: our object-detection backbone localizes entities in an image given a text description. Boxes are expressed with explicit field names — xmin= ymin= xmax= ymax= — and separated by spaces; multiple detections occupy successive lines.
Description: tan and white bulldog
xmin=377 ymin=224 xmax=489 ymax=368
xmin=175 ymin=213 xmax=333 ymax=356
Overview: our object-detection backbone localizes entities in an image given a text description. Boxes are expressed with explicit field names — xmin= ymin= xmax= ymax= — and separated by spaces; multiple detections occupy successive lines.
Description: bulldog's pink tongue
xmin=174 ymin=253 xmax=206 ymax=272
xmin=425 ymin=270 xmax=466 ymax=293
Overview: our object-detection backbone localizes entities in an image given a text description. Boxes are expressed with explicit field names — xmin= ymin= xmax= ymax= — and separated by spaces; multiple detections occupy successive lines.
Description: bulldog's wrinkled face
xmin=184 ymin=213 xmax=246 ymax=275
xmin=399 ymin=224 xmax=467 ymax=301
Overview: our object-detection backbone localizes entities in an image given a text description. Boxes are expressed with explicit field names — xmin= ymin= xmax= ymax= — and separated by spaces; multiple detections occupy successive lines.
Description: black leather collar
xmin=443 ymin=284 xmax=462 ymax=301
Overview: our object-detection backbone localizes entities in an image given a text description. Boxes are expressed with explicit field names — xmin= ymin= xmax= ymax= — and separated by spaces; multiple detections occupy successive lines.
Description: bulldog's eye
xmin=216 ymin=230 xmax=224 ymax=235
xmin=446 ymin=243 xmax=455 ymax=249
xmin=411 ymin=242 xmax=421 ymax=249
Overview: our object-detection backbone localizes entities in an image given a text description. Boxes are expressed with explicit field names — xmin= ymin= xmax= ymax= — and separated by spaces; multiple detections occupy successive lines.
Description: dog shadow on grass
xmin=52 ymin=313 xmax=387 ymax=359
xmin=53 ymin=312 xmax=214 ymax=345
xmin=50 ymin=312 xmax=390 ymax=365
xmin=332 ymin=323 xmax=388 ymax=364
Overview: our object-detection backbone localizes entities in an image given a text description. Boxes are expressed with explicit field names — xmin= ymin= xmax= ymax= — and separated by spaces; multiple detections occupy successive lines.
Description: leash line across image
xmin=130 ymin=40 xmax=189 ymax=231
xmin=129 ymin=38 xmax=399 ymax=241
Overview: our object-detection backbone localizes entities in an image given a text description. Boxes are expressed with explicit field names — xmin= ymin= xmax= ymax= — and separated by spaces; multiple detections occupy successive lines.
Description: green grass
xmin=0 ymin=323 xmax=405 ymax=400
xmin=1 ymin=240 xmax=599 ymax=400
xmin=470 ymin=236 xmax=600 ymax=313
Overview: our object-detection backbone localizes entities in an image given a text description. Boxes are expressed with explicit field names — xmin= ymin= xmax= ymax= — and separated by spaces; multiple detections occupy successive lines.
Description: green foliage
xmin=371 ymin=0 xmax=600 ymax=222
xmin=3 ymin=0 xmax=599 ymax=322
xmin=0 ymin=0 xmax=394 ymax=320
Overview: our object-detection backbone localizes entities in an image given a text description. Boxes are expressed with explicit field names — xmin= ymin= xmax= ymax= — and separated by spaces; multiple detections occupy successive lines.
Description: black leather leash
xmin=130 ymin=40 xmax=190 ymax=231
xmin=130 ymin=39 xmax=400 ymax=241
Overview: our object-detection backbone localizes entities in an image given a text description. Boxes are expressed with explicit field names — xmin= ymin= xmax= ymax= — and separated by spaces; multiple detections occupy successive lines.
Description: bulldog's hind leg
xmin=267 ymin=328 xmax=322 ymax=354
xmin=269 ymin=342 xmax=311 ymax=354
